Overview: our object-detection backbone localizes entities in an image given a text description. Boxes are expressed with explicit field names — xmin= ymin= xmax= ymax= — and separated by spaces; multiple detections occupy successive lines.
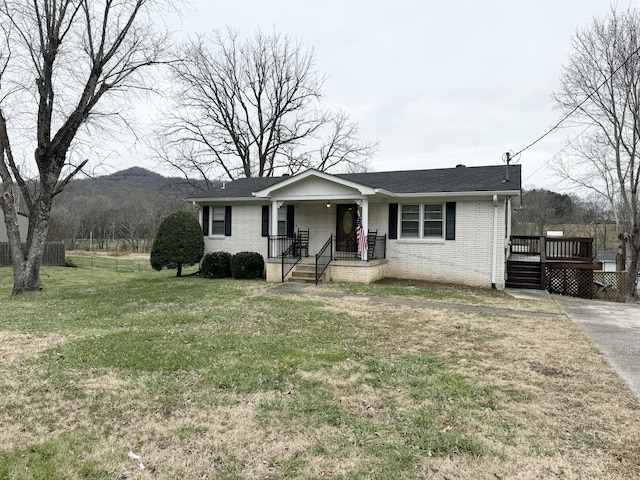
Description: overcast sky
xmin=119 ymin=0 xmax=631 ymax=189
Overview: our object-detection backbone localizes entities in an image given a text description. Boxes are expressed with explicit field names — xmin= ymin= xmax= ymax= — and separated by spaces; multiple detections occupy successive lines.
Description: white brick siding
xmin=386 ymin=200 xmax=506 ymax=288
xmin=203 ymin=204 xmax=267 ymax=257
xmin=203 ymin=199 xmax=508 ymax=289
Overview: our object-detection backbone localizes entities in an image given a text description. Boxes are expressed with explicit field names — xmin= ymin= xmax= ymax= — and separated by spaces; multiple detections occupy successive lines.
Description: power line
xmin=523 ymin=125 xmax=592 ymax=183
xmin=513 ymin=42 xmax=640 ymax=158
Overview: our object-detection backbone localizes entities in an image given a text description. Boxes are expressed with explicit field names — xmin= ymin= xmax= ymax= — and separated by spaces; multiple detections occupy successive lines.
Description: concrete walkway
xmin=554 ymin=296 xmax=640 ymax=399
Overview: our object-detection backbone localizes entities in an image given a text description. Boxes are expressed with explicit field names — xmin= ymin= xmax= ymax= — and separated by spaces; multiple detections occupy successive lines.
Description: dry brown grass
xmin=0 ymin=276 xmax=639 ymax=479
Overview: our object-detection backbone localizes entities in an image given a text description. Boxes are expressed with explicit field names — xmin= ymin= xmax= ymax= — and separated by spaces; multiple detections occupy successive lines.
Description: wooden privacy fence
xmin=0 ymin=242 xmax=66 ymax=267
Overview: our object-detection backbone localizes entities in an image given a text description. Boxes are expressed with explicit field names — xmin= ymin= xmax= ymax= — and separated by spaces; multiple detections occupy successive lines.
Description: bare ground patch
xmin=0 ymin=331 xmax=68 ymax=364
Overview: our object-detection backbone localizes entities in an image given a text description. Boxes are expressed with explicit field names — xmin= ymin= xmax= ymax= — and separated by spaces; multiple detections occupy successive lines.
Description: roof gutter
xmin=391 ymin=189 xmax=519 ymax=199
xmin=188 ymin=196 xmax=260 ymax=203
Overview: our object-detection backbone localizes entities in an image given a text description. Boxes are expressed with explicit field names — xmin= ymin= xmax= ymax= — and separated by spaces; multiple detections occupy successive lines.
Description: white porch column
xmin=361 ymin=198 xmax=369 ymax=261
xmin=271 ymin=200 xmax=280 ymax=236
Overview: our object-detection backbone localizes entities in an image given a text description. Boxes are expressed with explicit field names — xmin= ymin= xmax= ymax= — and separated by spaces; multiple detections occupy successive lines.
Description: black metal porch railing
xmin=333 ymin=234 xmax=386 ymax=261
xmin=281 ymin=241 xmax=302 ymax=282
xmin=268 ymin=230 xmax=309 ymax=259
xmin=315 ymin=235 xmax=332 ymax=285
xmin=277 ymin=230 xmax=310 ymax=281
xmin=268 ymin=235 xmax=295 ymax=258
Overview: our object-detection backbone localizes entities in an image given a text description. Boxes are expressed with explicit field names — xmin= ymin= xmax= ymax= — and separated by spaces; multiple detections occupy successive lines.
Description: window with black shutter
xmin=202 ymin=206 xmax=209 ymax=236
xmin=445 ymin=202 xmax=456 ymax=240
xmin=261 ymin=206 xmax=269 ymax=237
xmin=224 ymin=206 xmax=232 ymax=236
xmin=388 ymin=203 xmax=398 ymax=239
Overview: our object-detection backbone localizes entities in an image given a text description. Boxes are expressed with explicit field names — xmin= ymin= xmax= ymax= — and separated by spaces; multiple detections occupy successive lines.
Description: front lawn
xmin=0 ymin=268 xmax=638 ymax=479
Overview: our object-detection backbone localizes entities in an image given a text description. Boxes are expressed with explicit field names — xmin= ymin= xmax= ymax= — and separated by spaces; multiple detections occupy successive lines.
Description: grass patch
xmin=327 ymin=277 xmax=563 ymax=313
xmin=0 ymin=433 xmax=106 ymax=480
xmin=0 ymin=265 xmax=638 ymax=478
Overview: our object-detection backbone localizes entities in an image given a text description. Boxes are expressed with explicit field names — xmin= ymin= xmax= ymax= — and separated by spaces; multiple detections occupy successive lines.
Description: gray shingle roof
xmin=597 ymin=250 xmax=618 ymax=262
xmin=189 ymin=164 xmax=521 ymax=200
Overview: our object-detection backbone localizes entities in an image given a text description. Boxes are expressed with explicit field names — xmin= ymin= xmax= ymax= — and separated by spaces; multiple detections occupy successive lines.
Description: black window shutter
xmin=388 ymin=203 xmax=398 ymax=239
xmin=445 ymin=202 xmax=456 ymax=240
xmin=224 ymin=206 xmax=232 ymax=236
xmin=202 ymin=206 xmax=209 ymax=236
xmin=286 ymin=204 xmax=295 ymax=237
xmin=261 ymin=205 xmax=269 ymax=237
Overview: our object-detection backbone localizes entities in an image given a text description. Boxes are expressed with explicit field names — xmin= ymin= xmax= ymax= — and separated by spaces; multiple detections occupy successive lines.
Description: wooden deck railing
xmin=509 ymin=236 xmax=541 ymax=256
xmin=543 ymin=237 xmax=593 ymax=262
xmin=510 ymin=236 xmax=593 ymax=262
xmin=509 ymin=236 xmax=595 ymax=298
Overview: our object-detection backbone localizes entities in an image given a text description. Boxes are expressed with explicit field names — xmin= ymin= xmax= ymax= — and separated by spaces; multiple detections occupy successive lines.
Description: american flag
xmin=356 ymin=214 xmax=367 ymax=253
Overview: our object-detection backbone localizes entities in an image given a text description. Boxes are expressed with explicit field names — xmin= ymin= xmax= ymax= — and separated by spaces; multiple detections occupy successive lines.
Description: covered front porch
xmin=252 ymin=170 xmax=391 ymax=284
xmin=262 ymin=203 xmax=388 ymax=284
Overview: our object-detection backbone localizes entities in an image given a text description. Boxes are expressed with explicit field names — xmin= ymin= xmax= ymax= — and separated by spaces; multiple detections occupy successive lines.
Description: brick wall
xmin=386 ymin=201 xmax=506 ymax=288
xmin=204 ymin=204 xmax=267 ymax=257
xmin=204 ymin=199 xmax=508 ymax=289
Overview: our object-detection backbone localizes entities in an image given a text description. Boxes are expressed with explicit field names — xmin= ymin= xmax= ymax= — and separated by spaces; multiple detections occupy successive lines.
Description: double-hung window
xmin=211 ymin=206 xmax=226 ymax=235
xmin=400 ymin=204 xmax=420 ymax=237
xmin=277 ymin=207 xmax=287 ymax=236
xmin=400 ymin=203 xmax=444 ymax=238
xmin=423 ymin=204 xmax=443 ymax=237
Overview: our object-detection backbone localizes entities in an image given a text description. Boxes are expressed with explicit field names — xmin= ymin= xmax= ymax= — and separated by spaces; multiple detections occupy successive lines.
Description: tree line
xmin=46 ymin=167 xmax=198 ymax=253
xmin=512 ymin=189 xmax=617 ymax=257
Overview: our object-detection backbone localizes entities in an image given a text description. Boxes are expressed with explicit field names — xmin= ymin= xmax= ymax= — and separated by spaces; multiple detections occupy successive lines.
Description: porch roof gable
xmin=251 ymin=169 xmax=384 ymax=198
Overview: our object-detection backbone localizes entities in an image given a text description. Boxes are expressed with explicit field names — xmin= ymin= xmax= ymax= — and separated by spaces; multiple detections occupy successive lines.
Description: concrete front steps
xmin=287 ymin=258 xmax=329 ymax=284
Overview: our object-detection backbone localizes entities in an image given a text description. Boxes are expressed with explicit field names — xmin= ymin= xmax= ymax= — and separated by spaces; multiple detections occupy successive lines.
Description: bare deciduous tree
xmin=553 ymin=6 xmax=640 ymax=299
xmin=154 ymin=28 xmax=375 ymax=185
xmin=0 ymin=0 xmax=170 ymax=294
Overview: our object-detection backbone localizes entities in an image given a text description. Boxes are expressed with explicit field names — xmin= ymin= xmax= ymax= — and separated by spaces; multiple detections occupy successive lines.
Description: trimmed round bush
xmin=150 ymin=211 xmax=204 ymax=277
xmin=231 ymin=251 xmax=265 ymax=279
xmin=201 ymin=251 xmax=232 ymax=279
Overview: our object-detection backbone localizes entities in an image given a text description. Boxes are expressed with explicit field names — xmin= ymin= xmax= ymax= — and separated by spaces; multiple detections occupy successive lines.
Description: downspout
xmin=491 ymin=194 xmax=498 ymax=289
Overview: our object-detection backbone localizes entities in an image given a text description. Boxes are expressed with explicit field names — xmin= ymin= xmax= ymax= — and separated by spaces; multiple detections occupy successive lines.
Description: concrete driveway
xmin=555 ymin=296 xmax=640 ymax=399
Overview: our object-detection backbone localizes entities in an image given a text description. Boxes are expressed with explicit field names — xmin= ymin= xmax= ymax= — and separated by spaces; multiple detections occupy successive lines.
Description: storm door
xmin=336 ymin=204 xmax=357 ymax=253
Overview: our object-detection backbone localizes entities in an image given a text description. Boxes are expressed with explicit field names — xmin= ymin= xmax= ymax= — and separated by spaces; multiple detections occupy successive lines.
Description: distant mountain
xmin=60 ymin=167 xmax=210 ymax=198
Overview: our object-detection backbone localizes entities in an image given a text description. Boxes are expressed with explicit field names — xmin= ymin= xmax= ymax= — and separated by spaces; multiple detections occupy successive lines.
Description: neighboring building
xmin=0 ymin=211 xmax=28 ymax=243
xmin=596 ymin=250 xmax=618 ymax=272
xmin=189 ymin=164 xmax=522 ymax=288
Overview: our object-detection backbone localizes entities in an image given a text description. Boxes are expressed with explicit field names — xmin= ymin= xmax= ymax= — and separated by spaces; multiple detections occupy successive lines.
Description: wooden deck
xmin=507 ymin=236 xmax=595 ymax=298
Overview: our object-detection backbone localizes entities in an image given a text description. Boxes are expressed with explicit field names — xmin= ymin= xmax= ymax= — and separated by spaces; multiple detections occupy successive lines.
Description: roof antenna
xmin=502 ymin=151 xmax=519 ymax=183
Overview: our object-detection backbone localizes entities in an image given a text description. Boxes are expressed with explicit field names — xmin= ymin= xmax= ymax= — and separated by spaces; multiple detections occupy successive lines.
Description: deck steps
xmin=506 ymin=260 xmax=543 ymax=289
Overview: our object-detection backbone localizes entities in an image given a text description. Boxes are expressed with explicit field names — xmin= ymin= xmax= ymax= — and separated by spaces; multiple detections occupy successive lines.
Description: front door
xmin=336 ymin=204 xmax=357 ymax=253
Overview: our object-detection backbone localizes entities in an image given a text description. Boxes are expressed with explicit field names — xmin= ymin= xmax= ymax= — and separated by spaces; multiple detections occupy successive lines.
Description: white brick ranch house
xmin=189 ymin=164 xmax=522 ymax=288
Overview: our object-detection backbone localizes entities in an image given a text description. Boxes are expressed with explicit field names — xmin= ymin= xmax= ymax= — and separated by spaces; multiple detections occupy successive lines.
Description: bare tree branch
xmin=0 ymin=0 xmax=173 ymax=294
xmin=153 ymin=28 xmax=374 ymax=182
xmin=553 ymin=5 xmax=640 ymax=299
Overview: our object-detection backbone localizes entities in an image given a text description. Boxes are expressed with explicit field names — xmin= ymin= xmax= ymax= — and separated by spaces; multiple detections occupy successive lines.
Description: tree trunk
xmin=2 ymin=186 xmax=52 ymax=295
xmin=11 ymin=212 xmax=51 ymax=294
xmin=176 ymin=264 xmax=182 ymax=277
xmin=12 ymin=253 xmax=43 ymax=294
xmin=626 ymin=229 xmax=640 ymax=301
